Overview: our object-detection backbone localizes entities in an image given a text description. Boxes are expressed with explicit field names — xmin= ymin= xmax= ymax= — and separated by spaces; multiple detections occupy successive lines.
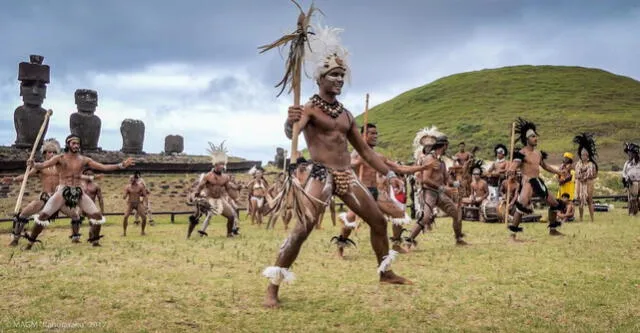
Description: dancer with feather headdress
xmin=622 ymin=142 xmax=640 ymax=216
xmin=506 ymin=118 xmax=565 ymax=239
xmin=187 ymin=141 xmax=241 ymax=238
xmin=404 ymin=127 xmax=467 ymax=247
xmin=461 ymin=160 xmax=489 ymax=208
xmin=260 ymin=6 xmax=411 ymax=308
xmin=333 ymin=123 xmax=437 ymax=258
xmin=574 ymin=133 xmax=598 ymax=222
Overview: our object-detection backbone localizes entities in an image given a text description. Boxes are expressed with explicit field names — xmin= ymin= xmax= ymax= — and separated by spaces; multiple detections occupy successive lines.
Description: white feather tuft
xmin=339 ymin=212 xmax=358 ymax=229
xmin=90 ymin=216 xmax=106 ymax=225
xmin=262 ymin=266 xmax=295 ymax=286
xmin=33 ymin=214 xmax=49 ymax=226
xmin=305 ymin=23 xmax=351 ymax=83
xmin=377 ymin=250 xmax=399 ymax=274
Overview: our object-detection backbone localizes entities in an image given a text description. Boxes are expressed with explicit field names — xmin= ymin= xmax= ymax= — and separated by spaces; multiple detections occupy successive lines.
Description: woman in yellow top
xmin=556 ymin=152 xmax=575 ymax=200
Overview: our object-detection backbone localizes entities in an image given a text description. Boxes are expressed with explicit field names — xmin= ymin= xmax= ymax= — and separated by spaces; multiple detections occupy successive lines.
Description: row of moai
xmin=11 ymin=55 xmax=185 ymax=155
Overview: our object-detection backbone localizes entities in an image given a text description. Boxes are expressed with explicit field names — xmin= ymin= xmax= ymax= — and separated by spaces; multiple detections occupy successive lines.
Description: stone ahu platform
xmin=0 ymin=146 xmax=261 ymax=174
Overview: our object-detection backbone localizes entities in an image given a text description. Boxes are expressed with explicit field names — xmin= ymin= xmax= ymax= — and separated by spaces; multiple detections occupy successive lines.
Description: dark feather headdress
xmin=468 ymin=159 xmax=484 ymax=175
xmin=494 ymin=144 xmax=507 ymax=157
xmin=573 ymin=133 xmax=598 ymax=171
xmin=514 ymin=117 xmax=538 ymax=146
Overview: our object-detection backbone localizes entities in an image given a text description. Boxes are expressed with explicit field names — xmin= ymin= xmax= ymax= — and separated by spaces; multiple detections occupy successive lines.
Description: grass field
xmin=356 ymin=65 xmax=640 ymax=168
xmin=1 ymin=207 xmax=639 ymax=332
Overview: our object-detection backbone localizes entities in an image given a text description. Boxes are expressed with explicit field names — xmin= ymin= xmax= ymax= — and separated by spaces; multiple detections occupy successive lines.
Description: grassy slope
xmin=1 ymin=210 xmax=639 ymax=332
xmin=357 ymin=65 xmax=640 ymax=168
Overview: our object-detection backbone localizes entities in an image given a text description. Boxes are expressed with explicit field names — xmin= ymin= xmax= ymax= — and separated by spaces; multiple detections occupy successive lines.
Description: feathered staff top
xmin=514 ymin=117 xmax=538 ymax=146
xmin=573 ymin=133 xmax=598 ymax=173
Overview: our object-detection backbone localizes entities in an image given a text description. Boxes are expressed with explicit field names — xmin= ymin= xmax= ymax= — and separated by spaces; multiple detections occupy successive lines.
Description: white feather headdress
xmin=413 ymin=126 xmax=444 ymax=159
xmin=41 ymin=138 xmax=61 ymax=154
xmin=305 ymin=23 xmax=351 ymax=83
xmin=206 ymin=141 xmax=228 ymax=166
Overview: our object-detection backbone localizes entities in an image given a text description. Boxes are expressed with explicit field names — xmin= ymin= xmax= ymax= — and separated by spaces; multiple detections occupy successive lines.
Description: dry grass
xmin=1 ymin=206 xmax=639 ymax=332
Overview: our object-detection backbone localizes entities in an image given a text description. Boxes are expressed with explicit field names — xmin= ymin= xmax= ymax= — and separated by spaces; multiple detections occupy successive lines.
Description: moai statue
xmin=164 ymin=135 xmax=184 ymax=154
xmin=13 ymin=55 xmax=50 ymax=150
xmin=120 ymin=119 xmax=145 ymax=154
xmin=274 ymin=147 xmax=285 ymax=169
xmin=69 ymin=89 xmax=102 ymax=152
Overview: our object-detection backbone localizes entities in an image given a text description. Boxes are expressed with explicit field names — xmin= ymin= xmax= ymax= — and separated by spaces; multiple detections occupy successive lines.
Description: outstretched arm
xmin=541 ymin=160 xmax=561 ymax=175
xmin=385 ymin=159 xmax=436 ymax=175
xmin=4 ymin=168 xmax=38 ymax=184
xmin=29 ymin=154 xmax=61 ymax=170
xmin=87 ymin=157 xmax=134 ymax=172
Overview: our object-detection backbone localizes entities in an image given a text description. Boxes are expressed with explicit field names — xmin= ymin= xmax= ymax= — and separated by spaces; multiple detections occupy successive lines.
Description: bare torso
xmin=303 ymin=102 xmax=354 ymax=170
xmin=471 ymin=179 xmax=488 ymax=198
xmin=519 ymin=147 xmax=542 ymax=179
xmin=203 ymin=172 xmax=230 ymax=199
xmin=125 ymin=183 xmax=146 ymax=204
xmin=38 ymin=166 xmax=60 ymax=194
xmin=54 ymin=154 xmax=94 ymax=187
xmin=84 ymin=182 xmax=101 ymax=202
xmin=418 ymin=153 xmax=447 ymax=188
xmin=352 ymin=150 xmax=383 ymax=188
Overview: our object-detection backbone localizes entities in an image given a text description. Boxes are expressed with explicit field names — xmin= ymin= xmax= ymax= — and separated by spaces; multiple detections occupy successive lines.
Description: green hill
xmin=356 ymin=65 xmax=640 ymax=169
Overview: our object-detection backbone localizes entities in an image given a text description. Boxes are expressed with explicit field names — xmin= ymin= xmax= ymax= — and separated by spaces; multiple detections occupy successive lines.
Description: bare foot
xmin=8 ymin=239 xmax=18 ymax=247
xmin=141 ymin=232 xmax=146 ymax=236
xmin=92 ymin=242 xmax=102 ymax=247
xmin=263 ymin=284 xmax=281 ymax=309
xmin=455 ymin=239 xmax=469 ymax=246
xmin=24 ymin=243 xmax=34 ymax=250
xmin=380 ymin=270 xmax=413 ymax=285
xmin=336 ymin=247 xmax=345 ymax=259
xmin=392 ymin=243 xmax=409 ymax=254
xmin=549 ymin=229 xmax=564 ymax=236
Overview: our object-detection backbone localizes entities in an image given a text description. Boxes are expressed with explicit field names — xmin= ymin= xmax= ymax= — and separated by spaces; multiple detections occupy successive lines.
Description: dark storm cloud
xmin=1 ymin=0 xmax=638 ymax=161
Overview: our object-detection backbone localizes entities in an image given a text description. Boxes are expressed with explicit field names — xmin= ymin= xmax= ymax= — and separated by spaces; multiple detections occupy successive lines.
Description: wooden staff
xmin=14 ymin=109 xmax=53 ymax=214
xmin=504 ymin=121 xmax=516 ymax=223
xmin=358 ymin=93 xmax=370 ymax=180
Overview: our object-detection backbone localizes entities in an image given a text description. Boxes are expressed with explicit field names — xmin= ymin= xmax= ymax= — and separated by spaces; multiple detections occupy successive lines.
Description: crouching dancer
xmin=26 ymin=134 xmax=134 ymax=248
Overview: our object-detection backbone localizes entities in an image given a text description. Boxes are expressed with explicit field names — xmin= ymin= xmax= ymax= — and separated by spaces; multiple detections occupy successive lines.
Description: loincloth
xmin=60 ymin=186 xmax=83 ymax=208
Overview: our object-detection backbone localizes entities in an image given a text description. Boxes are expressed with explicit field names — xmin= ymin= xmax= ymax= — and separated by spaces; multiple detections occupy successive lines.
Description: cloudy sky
xmin=1 ymin=0 xmax=638 ymax=163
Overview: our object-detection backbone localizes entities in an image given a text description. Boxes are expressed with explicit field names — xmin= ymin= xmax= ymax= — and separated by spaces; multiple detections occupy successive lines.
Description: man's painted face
xmin=581 ymin=149 xmax=589 ymax=161
xmin=459 ymin=144 xmax=465 ymax=152
xmin=472 ymin=170 xmax=481 ymax=179
xmin=318 ymin=68 xmax=345 ymax=96
xmin=44 ymin=150 xmax=57 ymax=160
xmin=365 ymin=127 xmax=378 ymax=146
xmin=214 ymin=163 xmax=225 ymax=172
xmin=527 ymin=134 xmax=538 ymax=147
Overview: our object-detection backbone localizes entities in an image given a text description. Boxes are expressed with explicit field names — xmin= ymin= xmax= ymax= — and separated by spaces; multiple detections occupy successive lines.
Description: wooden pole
xmin=504 ymin=122 xmax=516 ymax=223
xmin=14 ymin=109 xmax=53 ymax=214
xmin=358 ymin=93 xmax=370 ymax=180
